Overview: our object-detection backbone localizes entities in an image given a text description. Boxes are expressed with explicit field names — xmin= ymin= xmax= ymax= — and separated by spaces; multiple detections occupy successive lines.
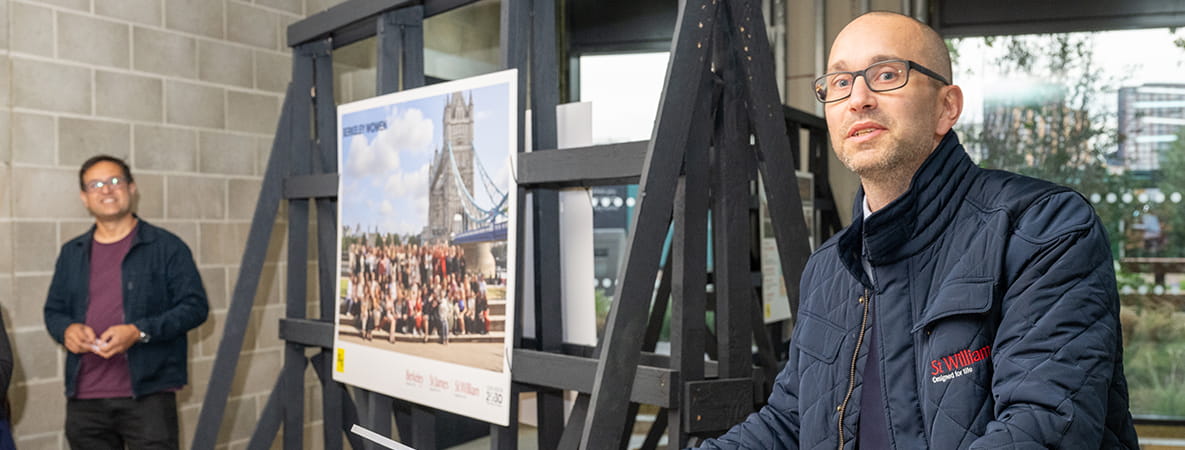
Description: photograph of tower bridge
xmin=333 ymin=70 xmax=517 ymax=426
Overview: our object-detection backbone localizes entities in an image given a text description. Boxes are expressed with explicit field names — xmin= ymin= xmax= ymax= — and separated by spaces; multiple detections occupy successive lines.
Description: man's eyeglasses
xmin=84 ymin=176 xmax=127 ymax=192
xmin=813 ymin=59 xmax=950 ymax=103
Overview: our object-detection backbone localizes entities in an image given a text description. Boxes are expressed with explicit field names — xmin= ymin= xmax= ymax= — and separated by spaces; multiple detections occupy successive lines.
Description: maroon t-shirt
xmin=75 ymin=228 xmax=136 ymax=399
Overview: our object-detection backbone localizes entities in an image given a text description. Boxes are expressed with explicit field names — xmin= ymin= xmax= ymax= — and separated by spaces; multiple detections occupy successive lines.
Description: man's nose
xmin=846 ymin=75 xmax=877 ymax=110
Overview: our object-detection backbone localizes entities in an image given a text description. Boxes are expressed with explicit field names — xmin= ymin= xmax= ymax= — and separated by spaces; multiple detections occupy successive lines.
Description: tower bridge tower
xmin=426 ymin=92 xmax=476 ymax=241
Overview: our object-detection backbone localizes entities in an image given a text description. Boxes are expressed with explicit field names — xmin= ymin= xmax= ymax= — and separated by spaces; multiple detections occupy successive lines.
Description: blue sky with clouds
xmin=340 ymin=77 xmax=514 ymax=236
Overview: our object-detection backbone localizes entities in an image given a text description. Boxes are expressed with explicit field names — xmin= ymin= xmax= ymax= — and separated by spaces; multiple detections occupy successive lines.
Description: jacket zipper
xmin=837 ymin=288 xmax=872 ymax=450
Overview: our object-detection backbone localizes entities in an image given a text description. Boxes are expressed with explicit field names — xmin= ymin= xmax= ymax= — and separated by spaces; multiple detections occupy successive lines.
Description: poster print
xmin=334 ymin=70 xmax=517 ymax=426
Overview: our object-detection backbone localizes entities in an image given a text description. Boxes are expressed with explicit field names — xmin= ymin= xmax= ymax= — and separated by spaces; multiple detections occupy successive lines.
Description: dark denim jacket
xmin=44 ymin=218 xmax=209 ymax=398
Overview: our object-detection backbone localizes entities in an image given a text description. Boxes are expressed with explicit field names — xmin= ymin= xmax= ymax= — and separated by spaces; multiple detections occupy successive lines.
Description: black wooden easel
xmin=189 ymin=0 xmax=823 ymax=448
xmin=565 ymin=0 xmax=812 ymax=446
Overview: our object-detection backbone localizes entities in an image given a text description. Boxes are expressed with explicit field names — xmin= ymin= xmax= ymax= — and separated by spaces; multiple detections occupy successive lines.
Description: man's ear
xmin=936 ymin=85 xmax=964 ymax=135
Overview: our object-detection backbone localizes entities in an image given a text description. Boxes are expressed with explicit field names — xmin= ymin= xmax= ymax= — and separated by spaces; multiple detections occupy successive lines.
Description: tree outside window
xmin=951 ymin=29 xmax=1185 ymax=418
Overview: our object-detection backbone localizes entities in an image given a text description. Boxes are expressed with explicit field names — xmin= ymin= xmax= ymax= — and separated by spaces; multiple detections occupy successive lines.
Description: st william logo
xmin=929 ymin=345 xmax=990 ymax=383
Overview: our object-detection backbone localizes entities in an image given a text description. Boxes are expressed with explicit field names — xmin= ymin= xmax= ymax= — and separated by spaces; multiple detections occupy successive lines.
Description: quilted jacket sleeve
xmin=971 ymin=192 xmax=1125 ymax=448
xmin=694 ymin=348 xmax=802 ymax=450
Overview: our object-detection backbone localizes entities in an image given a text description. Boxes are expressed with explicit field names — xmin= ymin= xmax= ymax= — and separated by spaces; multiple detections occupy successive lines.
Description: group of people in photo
xmin=342 ymin=241 xmax=492 ymax=345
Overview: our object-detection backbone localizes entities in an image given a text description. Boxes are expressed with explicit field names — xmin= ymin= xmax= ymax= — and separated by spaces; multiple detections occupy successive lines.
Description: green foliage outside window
xmin=951 ymin=32 xmax=1185 ymax=418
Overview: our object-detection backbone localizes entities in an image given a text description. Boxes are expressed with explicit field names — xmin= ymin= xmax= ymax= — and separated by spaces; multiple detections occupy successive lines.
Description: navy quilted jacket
xmin=699 ymin=132 xmax=1139 ymax=449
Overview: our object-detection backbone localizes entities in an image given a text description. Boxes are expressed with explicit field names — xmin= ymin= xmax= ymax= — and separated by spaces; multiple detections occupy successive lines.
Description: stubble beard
xmin=836 ymin=129 xmax=934 ymax=187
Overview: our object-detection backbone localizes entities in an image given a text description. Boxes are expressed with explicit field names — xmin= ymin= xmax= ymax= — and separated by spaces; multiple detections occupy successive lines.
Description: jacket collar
xmin=836 ymin=131 xmax=977 ymax=282
xmin=73 ymin=215 xmax=156 ymax=248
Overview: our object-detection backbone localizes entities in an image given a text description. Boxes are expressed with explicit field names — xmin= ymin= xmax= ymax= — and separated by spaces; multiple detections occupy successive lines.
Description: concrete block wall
xmin=1 ymin=0 xmax=832 ymax=445
xmin=0 ymin=0 xmax=350 ymax=448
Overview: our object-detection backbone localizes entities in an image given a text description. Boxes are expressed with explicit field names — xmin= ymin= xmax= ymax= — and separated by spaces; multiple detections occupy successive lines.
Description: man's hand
xmin=95 ymin=324 xmax=140 ymax=359
xmin=63 ymin=323 xmax=98 ymax=354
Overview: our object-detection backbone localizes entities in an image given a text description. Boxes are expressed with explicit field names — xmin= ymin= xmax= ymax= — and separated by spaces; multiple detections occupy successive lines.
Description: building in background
xmin=1117 ymin=83 xmax=1185 ymax=178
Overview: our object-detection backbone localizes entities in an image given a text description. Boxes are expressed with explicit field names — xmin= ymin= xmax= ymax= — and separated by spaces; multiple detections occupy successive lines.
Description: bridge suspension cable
xmin=444 ymin=141 xmax=508 ymax=228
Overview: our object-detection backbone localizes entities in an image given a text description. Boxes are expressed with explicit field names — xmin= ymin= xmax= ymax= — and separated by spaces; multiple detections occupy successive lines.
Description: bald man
xmin=697 ymin=12 xmax=1138 ymax=449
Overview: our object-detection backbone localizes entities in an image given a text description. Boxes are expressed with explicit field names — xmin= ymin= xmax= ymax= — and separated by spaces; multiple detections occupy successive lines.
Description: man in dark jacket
xmin=44 ymin=155 xmax=209 ymax=449
xmin=698 ymin=12 xmax=1138 ymax=449
xmin=0 ymin=309 xmax=14 ymax=449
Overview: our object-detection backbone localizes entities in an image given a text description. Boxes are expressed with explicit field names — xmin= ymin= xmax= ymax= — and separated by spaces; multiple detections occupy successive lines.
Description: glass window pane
xmin=951 ymin=29 xmax=1185 ymax=419
xmin=578 ymin=51 xmax=669 ymax=145
xmin=577 ymin=51 xmax=668 ymax=338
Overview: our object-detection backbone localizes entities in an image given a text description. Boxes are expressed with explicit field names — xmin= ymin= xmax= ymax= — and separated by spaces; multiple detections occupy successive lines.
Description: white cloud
xmin=384 ymin=164 xmax=431 ymax=199
xmin=342 ymin=107 xmax=435 ymax=179
xmin=415 ymin=195 xmax=429 ymax=219
xmin=384 ymin=108 xmax=435 ymax=155
xmin=344 ymin=134 xmax=400 ymax=178
xmin=370 ymin=164 xmax=433 ymax=235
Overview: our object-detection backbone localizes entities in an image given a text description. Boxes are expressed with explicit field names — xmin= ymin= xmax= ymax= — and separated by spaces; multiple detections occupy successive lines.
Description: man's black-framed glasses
xmin=84 ymin=176 xmax=127 ymax=193
xmin=813 ymin=59 xmax=950 ymax=103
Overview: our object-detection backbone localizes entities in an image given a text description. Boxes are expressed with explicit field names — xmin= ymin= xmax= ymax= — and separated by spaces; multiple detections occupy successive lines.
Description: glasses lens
xmin=85 ymin=177 xmax=122 ymax=192
xmin=867 ymin=61 xmax=908 ymax=91
xmin=813 ymin=78 xmax=829 ymax=102
xmin=816 ymin=73 xmax=854 ymax=102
